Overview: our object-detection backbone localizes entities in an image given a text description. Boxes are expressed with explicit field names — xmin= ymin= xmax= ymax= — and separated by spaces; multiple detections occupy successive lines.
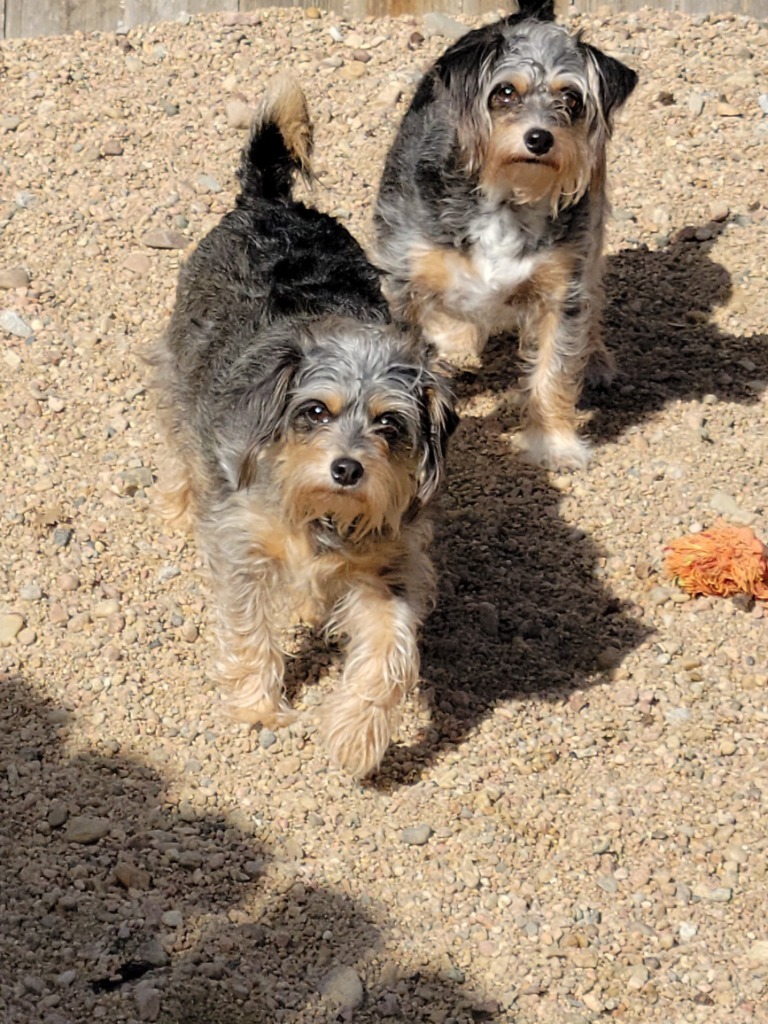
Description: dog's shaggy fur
xmin=375 ymin=0 xmax=637 ymax=469
xmin=151 ymin=75 xmax=457 ymax=778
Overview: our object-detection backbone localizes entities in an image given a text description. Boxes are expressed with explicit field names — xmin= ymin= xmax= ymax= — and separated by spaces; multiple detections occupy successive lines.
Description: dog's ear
xmin=511 ymin=0 xmax=556 ymax=23
xmin=583 ymin=43 xmax=638 ymax=126
xmin=234 ymin=336 xmax=305 ymax=489
xmin=416 ymin=365 xmax=459 ymax=506
xmin=434 ymin=29 xmax=508 ymax=171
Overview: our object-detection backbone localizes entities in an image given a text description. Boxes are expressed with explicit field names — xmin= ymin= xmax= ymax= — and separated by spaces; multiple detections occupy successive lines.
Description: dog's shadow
xmin=372 ymin=414 xmax=651 ymax=784
xmin=373 ymin=225 xmax=765 ymax=783
xmin=456 ymin=225 xmax=766 ymax=443
xmin=594 ymin=225 xmax=766 ymax=442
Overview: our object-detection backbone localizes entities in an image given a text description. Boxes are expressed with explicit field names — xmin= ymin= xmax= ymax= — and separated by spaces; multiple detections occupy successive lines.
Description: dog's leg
xmin=419 ymin=306 xmax=485 ymax=368
xmin=201 ymin=510 xmax=295 ymax=728
xmin=409 ymin=248 xmax=486 ymax=367
xmin=153 ymin=450 xmax=196 ymax=527
xmin=583 ymin=265 xmax=616 ymax=387
xmin=516 ymin=254 xmax=594 ymax=470
xmin=321 ymin=557 xmax=431 ymax=776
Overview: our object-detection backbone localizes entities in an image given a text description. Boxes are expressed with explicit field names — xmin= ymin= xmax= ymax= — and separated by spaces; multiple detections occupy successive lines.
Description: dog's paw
xmin=224 ymin=696 xmax=297 ymax=729
xmin=320 ymin=694 xmax=393 ymax=778
xmin=517 ymin=428 xmax=592 ymax=471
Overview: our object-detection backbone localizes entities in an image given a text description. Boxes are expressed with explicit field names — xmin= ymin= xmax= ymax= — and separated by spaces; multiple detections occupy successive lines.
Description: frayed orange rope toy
xmin=664 ymin=520 xmax=768 ymax=599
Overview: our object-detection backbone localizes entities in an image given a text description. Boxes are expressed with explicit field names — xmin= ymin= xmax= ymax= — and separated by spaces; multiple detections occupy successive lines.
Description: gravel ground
xmin=2 ymin=6 xmax=768 ymax=1023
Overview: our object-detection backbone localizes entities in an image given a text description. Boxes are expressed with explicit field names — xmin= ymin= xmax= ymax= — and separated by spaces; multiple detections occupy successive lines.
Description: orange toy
xmin=664 ymin=521 xmax=768 ymax=599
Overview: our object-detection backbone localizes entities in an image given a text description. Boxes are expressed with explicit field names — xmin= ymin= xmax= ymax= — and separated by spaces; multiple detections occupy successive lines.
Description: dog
xmin=150 ymin=75 xmax=457 ymax=779
xmin=374 ymin=0 xmax=637 ymax=469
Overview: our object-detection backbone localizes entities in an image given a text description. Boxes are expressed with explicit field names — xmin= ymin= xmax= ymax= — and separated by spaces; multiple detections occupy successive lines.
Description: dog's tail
xmin=237 ymin=73 xmax=314 ymax=203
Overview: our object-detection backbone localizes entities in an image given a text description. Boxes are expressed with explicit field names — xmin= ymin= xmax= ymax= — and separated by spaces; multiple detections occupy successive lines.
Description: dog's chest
xmin=455 ymin=206 xmax=548 ymax=315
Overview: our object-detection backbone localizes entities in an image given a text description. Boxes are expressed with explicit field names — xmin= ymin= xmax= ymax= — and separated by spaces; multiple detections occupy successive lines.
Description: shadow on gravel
xmin=374 ymin=414 xmax=652 ymax=783
xmin=372 ymin=224 xmax=764 ymax=784
xmin=0 ymin=673 xmax=503 ymax=1023
xmin=592 ymin=225 xmax=768 ymax=443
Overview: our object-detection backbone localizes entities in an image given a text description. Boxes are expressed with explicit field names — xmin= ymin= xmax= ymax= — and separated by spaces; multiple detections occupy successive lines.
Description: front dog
xmin=375 ymin=0 xmax=637 ymax=469
xmin=151 ymin=75 xmax=457 ymax=778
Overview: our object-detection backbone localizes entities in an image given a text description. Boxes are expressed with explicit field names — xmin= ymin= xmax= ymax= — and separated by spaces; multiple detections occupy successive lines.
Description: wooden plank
xmin=4 ymin=0 xmax=768 ymax=39
xmin=5 ymin=0 xmax=123 ymax=37
xmin=123 ymin=0 xmax=237 ymax=31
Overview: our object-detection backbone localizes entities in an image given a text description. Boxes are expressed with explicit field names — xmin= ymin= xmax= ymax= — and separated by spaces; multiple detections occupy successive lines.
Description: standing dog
xmin=375 ymin=0 xmax=637 ymax=469
xmin=151 ymin=75 xmax=457 ymax=778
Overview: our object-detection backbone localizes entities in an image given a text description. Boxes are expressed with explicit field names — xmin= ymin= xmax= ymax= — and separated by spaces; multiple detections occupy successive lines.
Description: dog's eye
xmin=375 ymin=413 xmax=406 ymax=441
xmin=489 ymin=83 xmax=520 ymax=109
xmin=562 ymin=90 xmax=584 ymax=118
xmin=302 ymin=402 xmax=333 ymax=425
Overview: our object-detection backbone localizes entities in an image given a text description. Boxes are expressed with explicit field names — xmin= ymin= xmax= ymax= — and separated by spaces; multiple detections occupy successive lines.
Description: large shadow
xmin=375 ymin=419 xmax=651 ymax=782
xmin=594 ymin=226 xmax=767 ymax=441
xmin=0 ymin=673 xmax=503 ymax=1022
xmin=374 ymin=226 xmax=766 ymax=781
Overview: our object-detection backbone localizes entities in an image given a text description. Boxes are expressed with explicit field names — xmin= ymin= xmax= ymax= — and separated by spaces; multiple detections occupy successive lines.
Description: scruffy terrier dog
xmin=151 ymin=75 xmax=457 ymax=778
xmin=375 ymin=0 xmax=637 ymax=469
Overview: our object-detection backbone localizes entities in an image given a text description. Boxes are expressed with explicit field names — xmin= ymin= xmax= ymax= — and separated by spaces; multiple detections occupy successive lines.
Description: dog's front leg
xmin=409 ymin=248 xmax=486 ymax=367
xmin=516 ymin=256 xmax=594 ymax=470
xmin=321 ymin=583 xmax=422 ymax=777
xmin=201 ymin=515 xmax=295 ymax=728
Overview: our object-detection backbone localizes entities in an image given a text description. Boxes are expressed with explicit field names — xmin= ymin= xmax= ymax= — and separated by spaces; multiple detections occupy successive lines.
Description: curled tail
xmin=237 ymin=74 xmax=314 ymax=204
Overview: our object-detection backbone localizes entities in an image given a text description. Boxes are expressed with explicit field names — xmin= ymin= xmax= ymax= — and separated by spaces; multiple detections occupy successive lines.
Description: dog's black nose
xmin=524 ymin=128 xmax=554 ymax=156
xmin=331 ymin=457 xmax=364 ymax=487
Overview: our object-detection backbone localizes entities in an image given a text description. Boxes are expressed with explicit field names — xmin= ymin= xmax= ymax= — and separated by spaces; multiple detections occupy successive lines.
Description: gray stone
xmin=134 ymin=983 xmax=161 ymax=1022
xmin=142 ymin=228 xmax=189 ymax=249
xmin=320 ymin=965 xmax=364 ymax=1012
xmin=400 ymin=824 xmax=433 ymax=846
xmin=423 ymin=13 xmax=468 ymax=40
xmin=0 ymin=309 xmax=33 ymax=337
xmin=688 ymin=93 xmax=705 ymax=116
xmin=48 ymin=800 xmax=69 ymax=828
xmin=196 ymin=173 xmax=222 ymax=194
xmin=259 ymin=728 xmax=277 ymax=749
xmin=64 ymin=815 xmax=111 ymax=843
xmin=0 ymin=613 xmax=25 ymax=644
xmin=0 ymin=267 xmax=30 ymax=289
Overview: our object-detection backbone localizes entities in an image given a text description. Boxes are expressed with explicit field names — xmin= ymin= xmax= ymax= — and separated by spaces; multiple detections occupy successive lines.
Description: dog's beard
xmin=481 ymin=126 xmax=593 ymax=212
xmin=275 ymin=445 xmax=416 ymax=541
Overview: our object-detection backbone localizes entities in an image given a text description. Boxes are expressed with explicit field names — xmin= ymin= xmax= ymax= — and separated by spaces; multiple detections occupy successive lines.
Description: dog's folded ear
xmin=232 ymin=335 xmax=305 ymax=489
xmin=416 ymin=367 xmax=459 ymax=506
xmin=583 ymin=44 xmax=638 ymax=124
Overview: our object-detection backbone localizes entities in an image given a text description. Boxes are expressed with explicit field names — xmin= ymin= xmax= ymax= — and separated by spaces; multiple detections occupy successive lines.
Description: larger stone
xmin=423 ymin=13 xmax=467 ymax=40
xmin=64 ymin=815 xmax=111 ymax=843
xmin=0 ymin=310 xmax=33 ymax=337
xmin=320 ymin=966 xmax=364 ymax=1012
xmin=142 ymin=228 xmax=189 ymax=250
xmin=0 ymin=613 xmax=25 ymax=644
xmin=400 ymin=824 xmax=433 ymax=846
xmin=0 ymin=267 xmax=30 ymax=289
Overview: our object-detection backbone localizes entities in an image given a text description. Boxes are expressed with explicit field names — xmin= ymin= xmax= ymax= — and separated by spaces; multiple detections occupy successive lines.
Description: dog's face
xmin=438 ymin=16 xmax=637 ymax=208
xmin=235 ymin=321 xmax=457 ymax=540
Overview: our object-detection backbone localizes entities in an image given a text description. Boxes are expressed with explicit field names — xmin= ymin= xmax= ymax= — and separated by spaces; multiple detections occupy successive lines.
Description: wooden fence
xmin=2 ymin=0 xmax=766 ymax=39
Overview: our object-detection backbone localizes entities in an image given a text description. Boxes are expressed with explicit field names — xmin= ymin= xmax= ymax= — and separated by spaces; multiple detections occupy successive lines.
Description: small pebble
xmin=400 ymin=824 xmax=433 ymax=846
